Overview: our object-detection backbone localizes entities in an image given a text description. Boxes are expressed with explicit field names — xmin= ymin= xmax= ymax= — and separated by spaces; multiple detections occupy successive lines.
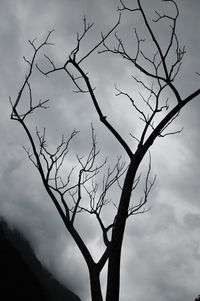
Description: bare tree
xmin=10 ymin=1 xmax=200 ymax=301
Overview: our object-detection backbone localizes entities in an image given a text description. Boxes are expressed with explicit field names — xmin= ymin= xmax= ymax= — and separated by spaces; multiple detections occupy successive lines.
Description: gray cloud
xmin=0 ymin=1 xmax=200 ymax=301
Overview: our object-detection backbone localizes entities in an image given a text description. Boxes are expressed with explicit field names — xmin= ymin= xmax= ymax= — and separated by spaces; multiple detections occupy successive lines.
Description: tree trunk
xmin=105 ymin=158 xmax=140 ymax=301
xmin=105 ymin=221 xmax=125 ymax=301
xmin=89 ymin=266 xmax=103 ymax=301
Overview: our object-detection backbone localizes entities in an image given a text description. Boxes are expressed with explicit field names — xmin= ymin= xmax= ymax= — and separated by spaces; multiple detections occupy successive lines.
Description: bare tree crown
xmin=10 ymin=1 xmax=200 ymax=300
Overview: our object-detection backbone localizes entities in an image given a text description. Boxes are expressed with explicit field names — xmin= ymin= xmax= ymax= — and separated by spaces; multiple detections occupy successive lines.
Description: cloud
xmin=0 ymin=1 xmax=200 ymax=301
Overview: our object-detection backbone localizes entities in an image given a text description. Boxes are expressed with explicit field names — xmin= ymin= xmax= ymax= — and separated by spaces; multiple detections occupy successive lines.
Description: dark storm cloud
xmin=0 ymin=1 xmax=200 ymax=301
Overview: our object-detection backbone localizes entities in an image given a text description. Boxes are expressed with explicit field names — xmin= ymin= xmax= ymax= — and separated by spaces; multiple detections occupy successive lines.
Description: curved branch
xmin=137 ymin=0 xmax=169 ymax=80
xmin=141 ymin=88 xmax=200 ymax=153
xmin=69 ymin=59 xmax=134 ymax=159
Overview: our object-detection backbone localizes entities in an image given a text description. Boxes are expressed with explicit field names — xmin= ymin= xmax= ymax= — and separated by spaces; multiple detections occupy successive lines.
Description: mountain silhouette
xmin=0 ymin=218 xmax=81 ymax=301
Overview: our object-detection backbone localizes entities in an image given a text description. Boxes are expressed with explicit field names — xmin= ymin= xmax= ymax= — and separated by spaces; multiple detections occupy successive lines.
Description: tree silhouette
xmin=10 ymin=1 xmax=200 ymax=300
xmin=195 ymin=296 xmax=200 ymax=301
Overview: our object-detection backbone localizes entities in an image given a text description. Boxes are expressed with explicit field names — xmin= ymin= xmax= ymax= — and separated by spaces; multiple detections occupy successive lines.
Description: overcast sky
xmin=0 ymin=0 xmax=200 ymax=301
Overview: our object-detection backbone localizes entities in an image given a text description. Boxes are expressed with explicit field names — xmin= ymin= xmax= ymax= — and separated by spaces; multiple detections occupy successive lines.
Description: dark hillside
xmin=0 ymin=219 xmax=81 ymax=301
